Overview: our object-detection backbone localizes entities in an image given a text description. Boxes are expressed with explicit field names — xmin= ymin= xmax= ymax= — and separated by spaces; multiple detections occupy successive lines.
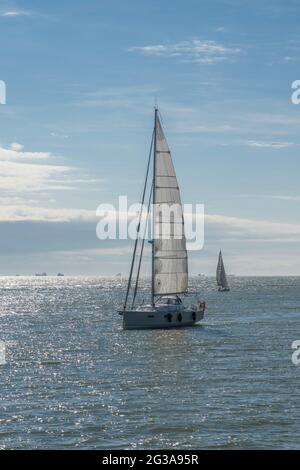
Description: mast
xmin=152 ymin=108 xmax=158 ymax=306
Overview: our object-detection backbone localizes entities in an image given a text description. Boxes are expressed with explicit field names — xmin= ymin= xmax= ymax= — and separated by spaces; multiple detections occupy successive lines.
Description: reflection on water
xmin=0 ymin=276 xmax=300 ymax=449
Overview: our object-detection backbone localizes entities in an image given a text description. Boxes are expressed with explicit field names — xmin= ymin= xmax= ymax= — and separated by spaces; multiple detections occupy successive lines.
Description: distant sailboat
xmin=119 ymin=108 xmax=206 ymax=329
xmin=216 ymin=251 xmax=230 ymax=292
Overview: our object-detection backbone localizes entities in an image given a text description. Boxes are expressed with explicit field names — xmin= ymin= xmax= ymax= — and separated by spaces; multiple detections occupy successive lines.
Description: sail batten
xmin=153 ymin=115 xmax=188 ymax=296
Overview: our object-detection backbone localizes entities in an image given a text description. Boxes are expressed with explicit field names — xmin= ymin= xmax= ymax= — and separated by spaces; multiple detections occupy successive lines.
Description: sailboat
xmin=119 ymin=108 xmax=206 ymax=329
xmin=216 ymin=250 xmax=230 ymax=291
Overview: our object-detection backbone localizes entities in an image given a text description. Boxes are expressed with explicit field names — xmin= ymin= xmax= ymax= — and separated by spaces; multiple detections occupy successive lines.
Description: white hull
xmin=121 ymin=307 xmax=204 ymax=330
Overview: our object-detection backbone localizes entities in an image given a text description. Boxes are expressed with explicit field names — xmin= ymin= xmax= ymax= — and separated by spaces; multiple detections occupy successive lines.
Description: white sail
xmin=216 ymin=251 xmax=228 ymax=289
xmin=153 ymin=115 xmax=188 ymax=295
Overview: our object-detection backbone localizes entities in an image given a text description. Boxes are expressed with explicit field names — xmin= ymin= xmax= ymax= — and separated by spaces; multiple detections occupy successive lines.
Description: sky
xmin=1 ymin=0 xmax=300 ymax=276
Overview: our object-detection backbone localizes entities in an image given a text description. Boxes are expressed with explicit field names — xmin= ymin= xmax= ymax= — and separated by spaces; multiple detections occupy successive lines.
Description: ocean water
xmin=0 ymin=275 xmax=299 ymax=450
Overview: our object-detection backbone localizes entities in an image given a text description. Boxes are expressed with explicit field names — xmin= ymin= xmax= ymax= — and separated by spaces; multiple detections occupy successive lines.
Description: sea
xmin=0 ymin=275 xmax=299 ymax=450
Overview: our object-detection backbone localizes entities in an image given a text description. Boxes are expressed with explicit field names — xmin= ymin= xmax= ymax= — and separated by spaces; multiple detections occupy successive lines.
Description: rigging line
xmin=123 ymin=130 xmax=154 ymax=311
xmin=131 ymin=183 xmax=153 ymax=309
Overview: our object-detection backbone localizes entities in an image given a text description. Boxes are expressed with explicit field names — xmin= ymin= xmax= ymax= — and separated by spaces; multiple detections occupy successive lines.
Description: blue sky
xmin=1 ymin=0 xmax=300 ymax=275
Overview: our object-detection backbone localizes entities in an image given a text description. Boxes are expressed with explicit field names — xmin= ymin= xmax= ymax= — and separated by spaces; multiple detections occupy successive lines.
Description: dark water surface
xmin=0 ymin=276 xmax=299 ymax=449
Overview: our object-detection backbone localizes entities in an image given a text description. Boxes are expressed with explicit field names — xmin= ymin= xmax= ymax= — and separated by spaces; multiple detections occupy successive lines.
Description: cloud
xmin=235 ymin=194 xmax=300 ymax=202
xmin=1 ymin=201 xmax=299 ymax=247
xmin=246 ymin=140 xmax=295 ymax=149
xmin=206 ymin=213 xmax=300 ymax=241
xmin=1 ymin=210 xmax=300 ymax=275
xmin=269 ymin=195 xmax=300 ymax=201
xmin=10 ymin=142 xmax=24 ymax=151
xmin=50 ymin=132 xmax=69 ymax=139
xmin=283 ymin=56 xmax=300 ymax=62
xmin=0 ymin=204 xmax=95 ymax=222
xmin=0 ymin=144 xmax=50 ymax=160
xmin=128 ymin=39 xmax=241 ymax=64
xmin=212 ymin=27 xmax=228 ymax=33
xmin=0 ymin=160 xmax=71 ymax=192
xmin=57 ymin=246 xmax=134 ymax=257
xmin=0 ymin=144 xmax=95 ymax=193
xmin=1 ymin=10 xmax=30 ymax=17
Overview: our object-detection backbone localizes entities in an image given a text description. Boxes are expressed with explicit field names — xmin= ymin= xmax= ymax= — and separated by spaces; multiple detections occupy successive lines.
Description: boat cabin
xmin=156 ymin=296 xmax=182 ymax=306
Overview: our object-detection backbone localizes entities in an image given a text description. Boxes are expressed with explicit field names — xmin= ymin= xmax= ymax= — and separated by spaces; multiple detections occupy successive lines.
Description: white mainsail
xmin=216 ymin=250 xmax=229 ymax=289
xmin=153 ymin=115 xmax=188 ymax=296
